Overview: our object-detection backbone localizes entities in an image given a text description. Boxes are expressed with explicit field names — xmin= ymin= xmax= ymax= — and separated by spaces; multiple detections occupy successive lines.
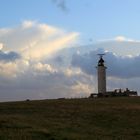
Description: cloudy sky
xmin=0 ymin=0 xmax=140 ymax=101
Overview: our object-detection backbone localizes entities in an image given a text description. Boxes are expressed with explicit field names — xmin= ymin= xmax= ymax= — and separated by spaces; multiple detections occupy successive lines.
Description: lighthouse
xmin=97 ymin=54 xmax=107 ymax=94
xmin=89 ymin=54 xmax=137 ymax=98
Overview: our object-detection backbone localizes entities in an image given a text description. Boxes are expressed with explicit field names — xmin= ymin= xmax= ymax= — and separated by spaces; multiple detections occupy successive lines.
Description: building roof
xmin=98 ymin=57 xmax=105 ymax=66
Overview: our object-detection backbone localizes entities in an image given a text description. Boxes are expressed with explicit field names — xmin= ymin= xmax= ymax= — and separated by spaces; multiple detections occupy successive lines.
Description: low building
xmin=89 ymin=88 xmax=137 ymax=98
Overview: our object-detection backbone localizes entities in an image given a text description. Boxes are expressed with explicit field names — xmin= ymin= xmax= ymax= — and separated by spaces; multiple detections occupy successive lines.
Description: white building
xmin=97 ymin=55 xmax=107 ymax=94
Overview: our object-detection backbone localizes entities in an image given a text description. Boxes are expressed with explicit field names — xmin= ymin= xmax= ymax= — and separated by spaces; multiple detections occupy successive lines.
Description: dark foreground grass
xmin=0 ymin=97 xmax=140 ymax=140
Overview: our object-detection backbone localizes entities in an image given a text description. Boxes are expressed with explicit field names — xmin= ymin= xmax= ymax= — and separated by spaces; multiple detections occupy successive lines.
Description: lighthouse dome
xmin=98 ymin=57 xmax=104 ymax=66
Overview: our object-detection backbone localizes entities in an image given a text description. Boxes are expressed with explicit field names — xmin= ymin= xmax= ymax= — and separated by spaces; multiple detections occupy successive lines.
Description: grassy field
xmin=0 ymin=97 xmax=140 ymax=140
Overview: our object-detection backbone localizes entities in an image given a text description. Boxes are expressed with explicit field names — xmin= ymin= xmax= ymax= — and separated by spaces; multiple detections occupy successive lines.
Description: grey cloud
xmin=71 ymin=48 xmax=140 ymax=79
xmin=71 ymin=49 xmax=103 ymax=75
xmin=0 ymin=51 xmax=20 ymax=61
xmin=0 ymin=65 xmax=94 ymax=101
xmin=50 ymin=56 xmax=64 ymax=65
xmin=105 ymin=52 xmax=140 ymax=78
xmin=1 ymin=38 xmax=140 ymax=101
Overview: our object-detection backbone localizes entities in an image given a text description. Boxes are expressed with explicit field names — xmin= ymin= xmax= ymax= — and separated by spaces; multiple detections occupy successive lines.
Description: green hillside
xmin=0 ymin=97 xmax=140 ymax=140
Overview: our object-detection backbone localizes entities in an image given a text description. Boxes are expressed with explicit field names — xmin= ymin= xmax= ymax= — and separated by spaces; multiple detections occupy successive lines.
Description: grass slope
xmin=0 ymin=97 xmax=140 ymax=140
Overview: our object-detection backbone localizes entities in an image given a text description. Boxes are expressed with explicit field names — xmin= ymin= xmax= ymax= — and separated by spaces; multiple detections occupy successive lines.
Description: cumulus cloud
xmin=0 ymin=24 xmax=140 ymax=101
xmin=33 ymin=62 xmax=57 ymax=74
xmin=115 ymin=36 xmax=133 ymax=42
xmin=0 ymin=21 xmax=95 ymax=101
xmin=0 ymin=20 xmax=78 ymax=60
xmin=0 ymin=65 xmax=95 ymax=101
xmin=70 ymin=46 xmax=140 ymax=94
xmin=97 ymin=36 xmax=140 ymax=56
xmin=98 ymin=36 xmax=138 ymax=42
xmin=0 ymin=59 xmax=29 ymax=78
xmin=71 ymin=48 xmax=140 ymax=79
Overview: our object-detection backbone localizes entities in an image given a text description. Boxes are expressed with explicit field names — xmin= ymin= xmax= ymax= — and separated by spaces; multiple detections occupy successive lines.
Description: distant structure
xmin=89 ymin=54 xmax=138 ymax=98
xmin=97 ymin=54 xmax=106 ymax=94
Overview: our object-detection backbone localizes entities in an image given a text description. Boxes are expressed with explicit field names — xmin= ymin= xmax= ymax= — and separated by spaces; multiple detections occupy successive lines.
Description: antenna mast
xmin=97 ymin=53 xmax=105 ymax=58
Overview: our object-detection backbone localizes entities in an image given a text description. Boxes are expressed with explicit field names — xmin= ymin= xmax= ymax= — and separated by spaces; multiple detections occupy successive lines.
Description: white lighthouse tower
xmin=97 ymin=54 xmax=107 ymax=94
